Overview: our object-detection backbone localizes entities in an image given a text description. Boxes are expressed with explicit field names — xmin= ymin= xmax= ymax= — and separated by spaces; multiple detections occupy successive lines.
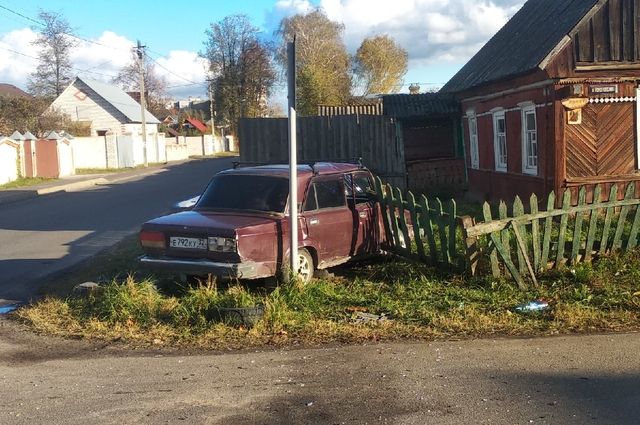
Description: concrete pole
xmin=137 ymin=40 xmax=148 ymax=167
xmin=287 ymin=38 xmax=299 ymax=278
xmin=208 ymin=80 xmax=216 ymax=154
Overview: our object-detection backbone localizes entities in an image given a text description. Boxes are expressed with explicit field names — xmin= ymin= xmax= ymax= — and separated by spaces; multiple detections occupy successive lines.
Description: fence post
xmin=461 ymin=215 xmax=478 ymax=275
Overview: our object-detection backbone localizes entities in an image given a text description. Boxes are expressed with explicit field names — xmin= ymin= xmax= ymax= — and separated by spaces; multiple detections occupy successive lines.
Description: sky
xmin=0 ymin=0 xmax=525 ymax=105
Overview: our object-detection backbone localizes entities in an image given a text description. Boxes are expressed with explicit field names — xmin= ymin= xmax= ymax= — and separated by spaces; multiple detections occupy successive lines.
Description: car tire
xmin=296 ymin=248 xmax=314 ymax=284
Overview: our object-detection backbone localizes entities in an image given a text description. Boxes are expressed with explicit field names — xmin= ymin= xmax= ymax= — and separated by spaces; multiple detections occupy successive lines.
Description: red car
xmin=138 ymin=162 xmax=383 ymax=283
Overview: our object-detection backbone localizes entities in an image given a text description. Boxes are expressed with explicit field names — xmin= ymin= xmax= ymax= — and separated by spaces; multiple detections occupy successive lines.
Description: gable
xmin=442 ymin=0 xmax=599 ymax=93
xmin=572 ymin=0 xmax=640 ymax=64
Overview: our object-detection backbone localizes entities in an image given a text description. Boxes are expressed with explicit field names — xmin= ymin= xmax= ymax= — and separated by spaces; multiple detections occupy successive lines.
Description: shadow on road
xmin=0 ymin=158 xmax=233 ymax=301
xmin=484 ymin=370 xmax=640 ymax=424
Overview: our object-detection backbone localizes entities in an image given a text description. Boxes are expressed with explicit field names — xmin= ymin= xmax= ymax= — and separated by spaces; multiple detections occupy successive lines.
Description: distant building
xmin=50 ymin=77 xmax=160 ymax=136
xmin=0 ymin=83 xmax=31 ymax=99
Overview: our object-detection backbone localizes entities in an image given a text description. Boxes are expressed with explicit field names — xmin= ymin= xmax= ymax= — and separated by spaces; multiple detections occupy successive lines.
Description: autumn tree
xmin=27 ymin=10 xmax=77 ymax=98
xmin=112 ymin=52 xmax=169 ymax=119
xmin=0 ymin=95 xmax=90 ymax=137
xmin=277 ymin=9 xmax=351 ymax=115
xmin=353 ymin=35 xmax=408 ymax=96
xmin=202 ymin=14 xmax=276 ymax=135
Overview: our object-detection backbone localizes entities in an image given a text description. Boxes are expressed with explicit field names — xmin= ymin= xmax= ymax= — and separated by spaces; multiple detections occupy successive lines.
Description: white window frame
xmin=492 ymin=110 xmax=507 ymax=172
xmin=521 ymin=105 xmax=538 ymax=175
xmin=468 ymin=114 xmax=479 ymax=169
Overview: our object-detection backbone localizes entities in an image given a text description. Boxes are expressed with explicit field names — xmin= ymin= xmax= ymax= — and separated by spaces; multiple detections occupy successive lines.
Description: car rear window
xmin=196 ymin=174 xmax=289 ymax=213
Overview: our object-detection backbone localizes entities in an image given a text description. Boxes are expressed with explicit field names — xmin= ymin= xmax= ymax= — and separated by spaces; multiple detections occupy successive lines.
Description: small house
xmin=442 ymin=0 xmax=640 ymax=202
xmin=50 ymin=77 xmax=160 ymax=137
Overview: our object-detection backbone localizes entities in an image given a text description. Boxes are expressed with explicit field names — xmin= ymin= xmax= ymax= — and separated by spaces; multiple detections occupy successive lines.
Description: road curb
xmin=36 ymin=178 xmax=109 ymax=195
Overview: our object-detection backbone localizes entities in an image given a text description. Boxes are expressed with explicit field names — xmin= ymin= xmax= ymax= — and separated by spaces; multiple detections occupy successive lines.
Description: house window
xmin=468 ymin=115 xmax=479 ymax=169
xmin=521 ymin=106 xmax=538 ymax=175
xmin=493 ymin=111 xmax=507 ymax=172
xmin=76 ymin=106 xmax=90 ymax=121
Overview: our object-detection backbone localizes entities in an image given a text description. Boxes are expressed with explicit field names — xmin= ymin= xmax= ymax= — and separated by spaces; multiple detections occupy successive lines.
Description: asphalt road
xmin=0 ymin=324 xmax=638 ymax=425
xmin=0 ymin=157 xmax=233 ymax=301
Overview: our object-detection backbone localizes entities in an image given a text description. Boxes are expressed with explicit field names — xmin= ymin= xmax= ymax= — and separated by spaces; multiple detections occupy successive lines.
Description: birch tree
xmin=27 ymin=10 xmax=77 ymax=98
xmin=277 ymin=9 xmax=351 ymax=115
xmin=353 ymin=35 xmax=408 ymax=96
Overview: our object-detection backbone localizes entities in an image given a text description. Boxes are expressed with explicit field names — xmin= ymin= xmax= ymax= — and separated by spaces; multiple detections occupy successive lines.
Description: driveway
xmin=0 ymin=158 xmax=233 ymax=301
xmin=0 ymin=324 xmax=638 ymax=425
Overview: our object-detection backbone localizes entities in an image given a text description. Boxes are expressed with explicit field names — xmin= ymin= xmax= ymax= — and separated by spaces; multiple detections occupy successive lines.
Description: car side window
xmin=303 ymin=184 xmax=318 ymax=211
xmin=345 ymin=172 xmax=374 ymax=204
xmin=304 ymin=178 xmax=345 ymax=211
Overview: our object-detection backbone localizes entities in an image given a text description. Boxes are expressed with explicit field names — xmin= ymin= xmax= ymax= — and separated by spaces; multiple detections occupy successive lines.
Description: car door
xmin=302 ymin=176 xmax=354 ymax=265
xmin=345 ymin=171 xmax=379 ymax=255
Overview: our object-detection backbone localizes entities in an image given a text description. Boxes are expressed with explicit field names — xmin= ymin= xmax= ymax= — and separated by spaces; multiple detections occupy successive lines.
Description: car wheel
xmin=296 ymin=248 xmax=314 ymax=284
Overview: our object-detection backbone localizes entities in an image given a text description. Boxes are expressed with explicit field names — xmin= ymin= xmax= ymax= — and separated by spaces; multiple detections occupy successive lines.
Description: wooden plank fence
xmin=238 ymin=116 xmax=407 ymax=189
xmin=463 ymin=183 xmax=640 ymax=289
xmin=376 ymin=179 xmax=640 ymax=289
xmin=374 ymin=176 xmax=460 ymax=268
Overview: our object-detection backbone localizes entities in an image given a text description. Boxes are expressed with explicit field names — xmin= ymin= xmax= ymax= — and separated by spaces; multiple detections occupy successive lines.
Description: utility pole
xmin=137 ymin=40 xmax=148 ymax=167
xmin=208 ymin=78 xmax=216 ymax=153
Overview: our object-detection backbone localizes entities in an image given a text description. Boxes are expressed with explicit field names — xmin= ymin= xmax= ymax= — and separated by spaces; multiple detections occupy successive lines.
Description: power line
xmin=145 ymin=51 xmax=202 ymax=85
xmin=0 ymin=2 xmax=130 ymax=51
xmin=0 ymin=45 xmax=119 ymax=79
xmin=0 ymin=2 xmax=209 ymax=91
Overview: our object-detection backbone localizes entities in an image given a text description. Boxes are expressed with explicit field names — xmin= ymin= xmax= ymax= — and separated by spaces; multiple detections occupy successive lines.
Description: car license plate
xmin=169 ymin=237 xmax=207 ymax=250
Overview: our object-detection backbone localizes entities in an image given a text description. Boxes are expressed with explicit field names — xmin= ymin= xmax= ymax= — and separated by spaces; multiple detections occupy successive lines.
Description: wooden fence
xmin=376 ymin=179 xmax=640 ymax=289
xmin=374 ymin=177 xmax=460 ymax=268
xmin=462 ymin=183 xmax=640 ymax=289
xmin=238 ymin=115 xmax=407 ymax=189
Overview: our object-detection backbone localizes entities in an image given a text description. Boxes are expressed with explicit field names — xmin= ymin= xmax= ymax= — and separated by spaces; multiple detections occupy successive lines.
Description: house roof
xmin=186 ymin=117 xmax=208 ymax=133
xmin=382 ymin=93 xmax=460 ymax=118
xmin=441 ymin=0 xmax=600 ymax=93
xmin=76 ymin=77 xmax=160 ymax=124
xmin=0 ymin=83 xmax=31 ymax=98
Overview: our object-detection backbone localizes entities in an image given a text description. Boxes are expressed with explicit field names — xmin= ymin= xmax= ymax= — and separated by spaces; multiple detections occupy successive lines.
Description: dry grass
xmin=14 ymin=238 xmax=640 ymax=349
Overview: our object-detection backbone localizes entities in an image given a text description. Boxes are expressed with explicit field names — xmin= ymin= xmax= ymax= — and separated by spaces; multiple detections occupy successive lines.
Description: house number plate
xmin=170 ymin=237 xmax=207 ymax=249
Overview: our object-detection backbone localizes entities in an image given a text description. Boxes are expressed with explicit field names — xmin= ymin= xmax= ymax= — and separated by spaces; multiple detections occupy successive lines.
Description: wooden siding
xmin=238 ymin=115 xmax=407 ymax=188
xmin=574 ymin=0 xmax=640 ymax=63
xmin=407 ymin=158 xmax=466 ymax=194
xmin=461 ymin=85 xmax=555 ymax=201
xmin=566 ymin=102 xmax=636 ymax=178
xmin=402 ymin=117 xmax=455 ymax=161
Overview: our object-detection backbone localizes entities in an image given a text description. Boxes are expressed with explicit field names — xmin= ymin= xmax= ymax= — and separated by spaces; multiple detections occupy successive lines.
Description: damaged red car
xmin=138 ymin=162 xmax=383 ymax=283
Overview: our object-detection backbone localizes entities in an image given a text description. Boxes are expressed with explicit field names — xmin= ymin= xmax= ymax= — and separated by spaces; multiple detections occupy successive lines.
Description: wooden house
xmin=442 ymin=0 xmax=640 ymax=202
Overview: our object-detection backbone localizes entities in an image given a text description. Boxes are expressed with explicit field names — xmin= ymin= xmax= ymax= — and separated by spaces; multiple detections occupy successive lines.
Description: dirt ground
xmin=1 ymin=318 xmax=639 ymax=425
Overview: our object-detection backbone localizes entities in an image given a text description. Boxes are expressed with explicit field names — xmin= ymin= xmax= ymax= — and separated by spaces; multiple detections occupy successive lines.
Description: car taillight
xmin=140 ymin=231 xmax=166 ymax=249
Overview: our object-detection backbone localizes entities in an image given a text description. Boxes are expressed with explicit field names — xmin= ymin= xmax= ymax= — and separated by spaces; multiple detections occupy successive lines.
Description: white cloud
xmin=0 ymin=28 xmax=207 ymax=99
xmin=0 ymin=28 xmax=39 ymax=88
xmin=154 ymin=50 xmax=208 ymax=97
xmin=269 ymin=0 xmax=525 ymax=75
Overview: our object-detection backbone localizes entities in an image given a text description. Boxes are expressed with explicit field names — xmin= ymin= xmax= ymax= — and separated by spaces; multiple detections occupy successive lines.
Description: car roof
xmin=219 ymin=162 xmax=366 ymax=178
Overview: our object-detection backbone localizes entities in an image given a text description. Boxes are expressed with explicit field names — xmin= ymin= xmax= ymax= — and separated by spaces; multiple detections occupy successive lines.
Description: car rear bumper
xmin=138 ymin=256 xmax=264 ymax=279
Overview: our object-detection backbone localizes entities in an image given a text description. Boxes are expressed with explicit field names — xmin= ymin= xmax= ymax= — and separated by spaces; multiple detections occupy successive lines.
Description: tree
xmin=0 ymin=95 xmax=90 ymax=137
xmin=27 ymin=10 xmax=77 ymax=98
xmin=353 ymin=35 xmax=408 ymax=96
xmin=277 ymin=9 xmax=351 ymax=115
xmin=112 ymin=52 xmax=169 ymax=119
xmin=202 ymin=15 xmax=276 ymax=136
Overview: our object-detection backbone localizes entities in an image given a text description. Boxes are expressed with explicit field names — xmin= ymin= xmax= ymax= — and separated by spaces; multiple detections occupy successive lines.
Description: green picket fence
xmin=462 ymin=183 xmax=640 ymax=289
xmin=375 ymin=178 xmax=640 ymax=289
xmin=374 ymin=176 xmax=461 ymax=268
